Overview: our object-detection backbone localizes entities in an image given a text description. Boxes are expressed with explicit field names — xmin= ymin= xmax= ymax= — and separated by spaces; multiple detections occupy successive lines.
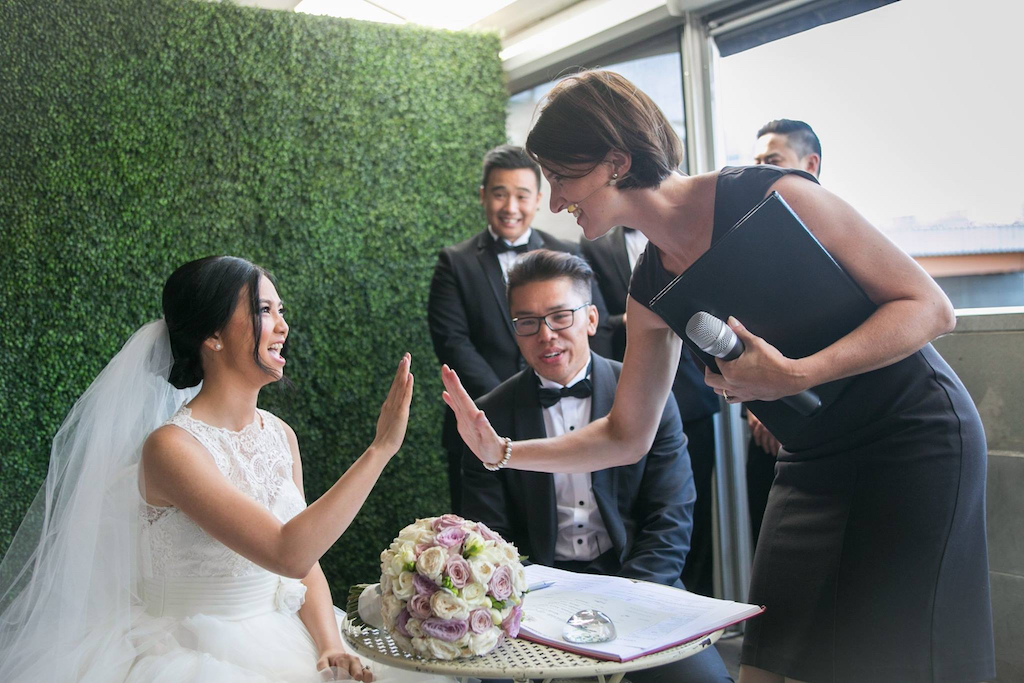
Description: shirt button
xmin=579 ymin=501 xmax=585 ymax=506
xmin=577 ymin=524 xmax=583 ymax=528
xmin=577 ymin=539 xmax=583 ymax=544
xmin=569 ymin=426 xmax=574 ymax=430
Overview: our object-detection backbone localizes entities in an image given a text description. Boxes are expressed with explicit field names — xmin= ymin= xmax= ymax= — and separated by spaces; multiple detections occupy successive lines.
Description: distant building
xmin=886 ymin=223 xmax=1024 ymax=309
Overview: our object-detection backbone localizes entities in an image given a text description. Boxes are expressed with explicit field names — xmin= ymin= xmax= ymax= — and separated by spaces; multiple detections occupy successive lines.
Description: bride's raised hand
xmin=440 ymin=364 xmax=505 ymax=468
xmin=370 ymin=353 xmax=413 ymax=459
xmin=317 ymin=649 xmax=373 ymax=681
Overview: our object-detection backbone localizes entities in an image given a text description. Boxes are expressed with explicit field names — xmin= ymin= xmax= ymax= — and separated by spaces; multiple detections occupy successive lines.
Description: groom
xmin=461 ymin=250 xmax=733 ymax=682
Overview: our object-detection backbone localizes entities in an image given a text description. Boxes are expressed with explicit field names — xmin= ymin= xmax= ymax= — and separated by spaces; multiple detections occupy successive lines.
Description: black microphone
xmin=685 ymin=311 xmax=822 ymax=417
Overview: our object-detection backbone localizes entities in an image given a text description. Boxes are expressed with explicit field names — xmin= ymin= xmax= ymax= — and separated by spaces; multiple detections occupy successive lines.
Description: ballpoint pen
xmin=527 ymin=581 xmax=556 ymax=592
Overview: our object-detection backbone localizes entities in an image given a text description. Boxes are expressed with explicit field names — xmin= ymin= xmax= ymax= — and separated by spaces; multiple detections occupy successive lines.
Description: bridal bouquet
xmin=378 ymin=515 xmax=526 ymax=660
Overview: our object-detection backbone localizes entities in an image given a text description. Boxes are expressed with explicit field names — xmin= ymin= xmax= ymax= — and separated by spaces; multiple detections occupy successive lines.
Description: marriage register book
xmin=519 ymin=565 xmax=763 ymax=662
xmin=648 ymin=191 xmax=877 ymax=416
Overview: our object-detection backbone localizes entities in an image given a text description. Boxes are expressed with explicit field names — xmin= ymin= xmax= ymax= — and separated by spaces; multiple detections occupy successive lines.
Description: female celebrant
xmin=0 ymin=256 xmax=453 ymax=683
xmin=443 ymin=70 xmax=994 ymax=683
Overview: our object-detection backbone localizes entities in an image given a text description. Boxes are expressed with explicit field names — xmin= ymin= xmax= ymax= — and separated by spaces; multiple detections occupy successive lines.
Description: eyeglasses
xmin=511 ymin=303 xmax=591 ymax=337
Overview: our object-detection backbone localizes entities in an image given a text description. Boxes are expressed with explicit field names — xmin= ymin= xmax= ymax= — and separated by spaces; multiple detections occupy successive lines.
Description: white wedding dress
xmin=120 ymin=405 xmax=449 ymax=683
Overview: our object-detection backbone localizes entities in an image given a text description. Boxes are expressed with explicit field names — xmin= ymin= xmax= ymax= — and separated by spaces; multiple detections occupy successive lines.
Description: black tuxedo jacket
xmin=429 ymin=228 xmax=613 ymax=449
xmin=580 ymin=227 xmax=719 ymax=422
xmin=460 ymin=353 xmax=695 ymax=587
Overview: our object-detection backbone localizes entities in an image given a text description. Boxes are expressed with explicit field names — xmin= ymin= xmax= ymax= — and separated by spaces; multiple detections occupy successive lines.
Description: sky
xmin=714 ymin=0 xmax=1024 ymax=230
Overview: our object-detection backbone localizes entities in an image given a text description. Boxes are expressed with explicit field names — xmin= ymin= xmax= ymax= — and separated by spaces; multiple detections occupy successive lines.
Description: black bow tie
xmin=494 ymin=240 xmax=529 ymax=255
xmin=538 ymin=378 xmax=593 ymax=408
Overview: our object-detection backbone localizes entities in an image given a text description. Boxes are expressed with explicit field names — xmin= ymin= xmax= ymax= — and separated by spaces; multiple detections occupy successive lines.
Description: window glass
xmin=714 ymin=0 xmax=1024 ymax=307
xmin=507 ymin=31 xmax=685 ymax=242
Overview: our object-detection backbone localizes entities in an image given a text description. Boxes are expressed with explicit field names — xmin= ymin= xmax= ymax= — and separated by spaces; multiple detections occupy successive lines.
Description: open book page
xmin=519 ymin=565 xmax=763 ymax=662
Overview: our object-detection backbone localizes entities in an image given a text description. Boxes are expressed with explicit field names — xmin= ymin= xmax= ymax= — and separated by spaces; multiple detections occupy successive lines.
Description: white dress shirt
xmin=487 ymin=226 xmax=532 ymax=282
xmin=539 ymin=361 xmax=613 ymax=562
xmin=624 ymin=227 xmax=649 ymax=273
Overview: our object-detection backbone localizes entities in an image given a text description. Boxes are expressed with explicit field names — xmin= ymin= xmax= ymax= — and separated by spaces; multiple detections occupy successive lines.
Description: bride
xmin=0 ymin=255 xmax=451 ymax=682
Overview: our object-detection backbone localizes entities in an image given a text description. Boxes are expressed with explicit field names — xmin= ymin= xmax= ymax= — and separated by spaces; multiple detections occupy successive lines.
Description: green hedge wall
xmin=0 ymin=0 xmax=506 ymax=591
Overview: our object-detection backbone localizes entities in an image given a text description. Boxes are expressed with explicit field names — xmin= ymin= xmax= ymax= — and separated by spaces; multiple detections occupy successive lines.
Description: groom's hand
xmin=441 ymin=365 xmax=504 ymax=467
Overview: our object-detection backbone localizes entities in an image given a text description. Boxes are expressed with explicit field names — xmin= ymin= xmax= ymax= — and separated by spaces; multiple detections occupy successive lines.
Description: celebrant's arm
xmin=442 ymin=298 xmax=681 ymax=473
xmin=142 ymin=355 xmax=413 ymax=579
xmin=286 ymin=428 xmax=372 ymax=682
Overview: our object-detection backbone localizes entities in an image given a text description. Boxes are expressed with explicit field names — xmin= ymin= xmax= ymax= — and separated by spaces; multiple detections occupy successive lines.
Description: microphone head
xmin=686 ymin=311 xmax=738 ymax=358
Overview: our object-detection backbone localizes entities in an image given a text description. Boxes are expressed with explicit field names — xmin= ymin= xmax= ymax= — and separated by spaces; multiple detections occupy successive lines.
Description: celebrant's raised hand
xmin=703 ymin=317 xmax=807 ymax=404
xmin=440 ymin=364 xmax=504 ymax=467
xmin=371 ymin=353 xmax=414 ymax=458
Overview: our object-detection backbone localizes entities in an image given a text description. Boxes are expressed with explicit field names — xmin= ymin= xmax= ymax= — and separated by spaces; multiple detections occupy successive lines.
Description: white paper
xmin=518 ymin=565 xmax=762 ymax=661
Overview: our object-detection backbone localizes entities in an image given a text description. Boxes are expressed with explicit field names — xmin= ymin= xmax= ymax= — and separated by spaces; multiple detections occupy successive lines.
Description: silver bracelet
xmin=483 ymin=437 xmax=512 ymax=472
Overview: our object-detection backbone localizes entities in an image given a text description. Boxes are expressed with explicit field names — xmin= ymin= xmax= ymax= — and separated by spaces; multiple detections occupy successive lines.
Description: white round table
xmin=341 ymin=618 xmax=723 ymax=683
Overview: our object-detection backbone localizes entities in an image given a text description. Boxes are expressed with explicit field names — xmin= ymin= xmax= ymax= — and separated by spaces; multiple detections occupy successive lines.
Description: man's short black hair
xmin=757 ymin=119 xmax=822 ymax=171
xmin=481 ymin=144 xmax=542 ymax=190
xmin=506 ymin=249 xmax=593 ymax=307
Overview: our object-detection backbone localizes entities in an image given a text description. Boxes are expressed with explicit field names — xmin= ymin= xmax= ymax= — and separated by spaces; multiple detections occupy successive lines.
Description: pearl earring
xmin=215 ymin=344 xmax=222 ymax=350
xmin=609 ymin=172 xmax=619 ymax=187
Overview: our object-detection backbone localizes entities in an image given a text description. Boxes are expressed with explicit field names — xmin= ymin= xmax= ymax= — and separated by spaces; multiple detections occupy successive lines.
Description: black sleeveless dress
xmin=630 ymin=166 xmax=995 ymax=683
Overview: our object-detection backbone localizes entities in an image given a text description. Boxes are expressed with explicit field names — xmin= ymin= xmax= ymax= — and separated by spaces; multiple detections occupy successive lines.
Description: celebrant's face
xmin=542 ymin=162 xmax=619 ymax=240
xmin=214 ymin=276 xmax=289 ymax=385
xmin=480 ymin=167 xmax=542 ymax=243
xmin=510 ymin=277 xmax=597 ymax=387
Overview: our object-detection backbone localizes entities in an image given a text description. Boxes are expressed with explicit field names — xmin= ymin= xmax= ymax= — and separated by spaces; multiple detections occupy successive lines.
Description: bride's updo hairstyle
xmin=525 ymin=70 xmax=683 ymax=190
xmin=162 ymin=255 xmax=280 ymax=389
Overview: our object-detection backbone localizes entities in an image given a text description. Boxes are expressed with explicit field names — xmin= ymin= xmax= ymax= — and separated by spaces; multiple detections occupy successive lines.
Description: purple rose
xmin=408 ymin=593 xmax=433 ymax=619
xmin=421 ymin=617 xmax=469 ymax=642
xmin=396 ymin=608 xmax=412 ymax=638
xmin=413 ymin=573 xmax=439 ymax=596
xmin=431 ymin=514 xmax=465 ymax=532
xmin=469 ymin=608 xmax=493 ymax=634
xmin=501 ymin=604 xmax=522 ymax=639
xmin=435 ymin=526 xmax=467 ymax=549
xmin=489 ymin=565 xmax=513 ymax=601
xmin=475 ymin=522 xmax=502 ymax=543
xmin=445 ymin=556 xmax=472 ymax=589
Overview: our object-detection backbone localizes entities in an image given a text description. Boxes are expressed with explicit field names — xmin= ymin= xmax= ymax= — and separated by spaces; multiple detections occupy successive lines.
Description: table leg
xmin=597 ymin=675 xmax=626 ymax=683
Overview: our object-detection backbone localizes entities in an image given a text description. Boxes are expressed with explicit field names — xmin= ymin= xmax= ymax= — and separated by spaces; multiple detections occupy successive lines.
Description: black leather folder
xmin=649 ymin=191 xmax=877 ymax=414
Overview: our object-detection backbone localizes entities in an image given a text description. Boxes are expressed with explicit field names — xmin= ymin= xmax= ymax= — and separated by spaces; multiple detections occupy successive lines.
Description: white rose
xmin=501 ymin=542 xmax=520 ymax=563
xmin=412 ymin=636 xmax=430 ymax=655
xmin=406 ymin=617 xmax=424 ymax=638
xmin=274 ymin=577 xmax=307 ymax=614
xmin=380 ymin=573 xmax=393 ymax=597
xmin=430 ymin=590 xmax=470 ymax=621
xmin=460 ymin=582 xmax=489 ymax=608
xmin=386 ymin=543 xmax=415 ymax=577
xmin=512 ymin=565 xmax=527 ymax=594
xmin=470 ymin=628 xmax=500 ymax=656
xmin=382 ymin=593 xmax=403 ymax=625
xmin=463 ymin=531 xmax=484 ymax=550
xmin=428 ymin=638 xmax=461 ymax=660
xmin=398 ymin=525 xmax=436 ymax=546
xmin=475 ymin=541 xmax=503 ymax=566
xmin=469 ymin=558 xmax=495 ymax=586
xmin=380 ymin=548 xmax=394 ymax=569
xmin=416 ymin=546 xmax=447 ymax=581
xmin=394 ymin=571 xmax=416 ymax=600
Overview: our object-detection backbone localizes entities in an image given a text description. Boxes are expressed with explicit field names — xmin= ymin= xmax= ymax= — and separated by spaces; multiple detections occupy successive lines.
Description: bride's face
xmin=216 ymin=276 xmax=289 ymax=385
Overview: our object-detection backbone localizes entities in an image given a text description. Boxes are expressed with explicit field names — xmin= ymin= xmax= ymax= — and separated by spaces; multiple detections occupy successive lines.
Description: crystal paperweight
xmin=562 ymin=609 xmax=617 ymax=643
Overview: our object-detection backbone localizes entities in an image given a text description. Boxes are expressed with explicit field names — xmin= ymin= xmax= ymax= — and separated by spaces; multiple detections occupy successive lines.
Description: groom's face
xmin=509 ymin=276 xmax=597 ymax=387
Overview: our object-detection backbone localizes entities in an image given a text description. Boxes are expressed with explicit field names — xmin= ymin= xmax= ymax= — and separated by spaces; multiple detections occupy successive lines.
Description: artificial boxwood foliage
xmin=0 ymin=0 xmax=506 ymax=590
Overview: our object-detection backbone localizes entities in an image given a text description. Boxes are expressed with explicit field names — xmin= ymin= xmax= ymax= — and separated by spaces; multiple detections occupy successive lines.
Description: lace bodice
xmin=141 ymin=406 xmax=307 ymax=578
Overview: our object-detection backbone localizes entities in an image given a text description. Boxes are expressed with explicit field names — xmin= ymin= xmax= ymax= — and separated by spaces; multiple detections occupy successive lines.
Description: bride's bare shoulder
xmin=142 ymin=423 xmax=206 ymax=466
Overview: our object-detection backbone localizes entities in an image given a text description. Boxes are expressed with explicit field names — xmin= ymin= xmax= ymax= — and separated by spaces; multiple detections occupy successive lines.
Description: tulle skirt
xmin=23 ymin=573 xmax=452 ymax=683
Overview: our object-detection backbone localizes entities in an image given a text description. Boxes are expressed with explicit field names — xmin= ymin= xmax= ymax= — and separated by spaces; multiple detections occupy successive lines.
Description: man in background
xmin=428 ymin=145 xmax=612 ymax=513
xmin=748 ymin=118 xmax=822 ymax=545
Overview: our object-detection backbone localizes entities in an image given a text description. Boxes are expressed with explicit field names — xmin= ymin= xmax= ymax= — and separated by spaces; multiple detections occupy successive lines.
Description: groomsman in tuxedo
xmin=461 ymin=250 xmax=732 ymax=683
xmin=580 ymin=227 xmax=721 ymax=597
xmin=428 ymin=145 xmax=612 ymax=514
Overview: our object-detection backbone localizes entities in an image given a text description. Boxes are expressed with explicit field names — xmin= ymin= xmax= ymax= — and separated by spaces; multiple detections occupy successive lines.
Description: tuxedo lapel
xmin=512 ymin=369 xmax=557 ymax=566
xmin=611 ymin=227 xmax=632 ymax=290
xmin=475 ymin=232 xmax=515 ymax=338
xmin=588 ymin=355 xmax=626 ymax=557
